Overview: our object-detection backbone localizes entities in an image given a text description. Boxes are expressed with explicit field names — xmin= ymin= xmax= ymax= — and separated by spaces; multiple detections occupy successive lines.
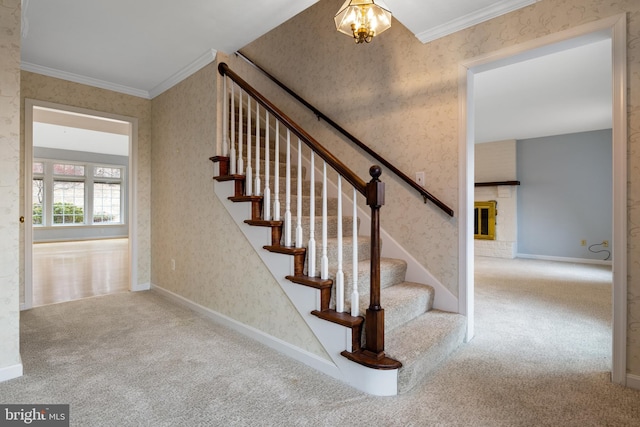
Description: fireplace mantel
xmin=475 ymin=181 xmax=520 ymax=187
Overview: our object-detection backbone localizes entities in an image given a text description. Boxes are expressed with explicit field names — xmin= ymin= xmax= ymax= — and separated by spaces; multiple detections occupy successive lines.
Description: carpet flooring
xmin=1 ymin=257 xmax=639 ymax=426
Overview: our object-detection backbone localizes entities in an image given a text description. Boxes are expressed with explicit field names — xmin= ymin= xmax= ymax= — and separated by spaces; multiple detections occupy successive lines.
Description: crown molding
xmin=21 ymin=49 xmax=218 ymax=100
xmin=416 ymin=0 xmax=539 ymax=44
xmin=148 ymin=49 xmax=217 ymax=99
xmin=20 ymin=62 xmax=151 ymax=99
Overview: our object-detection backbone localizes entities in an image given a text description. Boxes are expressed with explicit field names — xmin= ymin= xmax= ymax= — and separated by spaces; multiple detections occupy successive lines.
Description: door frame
xmin=23 ymin=99 xmax=139 ymax=309
xmin=458 ymin=14 xmax=627 ymax=385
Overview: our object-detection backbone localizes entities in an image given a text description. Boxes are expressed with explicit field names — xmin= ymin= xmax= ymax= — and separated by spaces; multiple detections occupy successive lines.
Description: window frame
xmin=33 ymin=158 xmax=126 ymax=228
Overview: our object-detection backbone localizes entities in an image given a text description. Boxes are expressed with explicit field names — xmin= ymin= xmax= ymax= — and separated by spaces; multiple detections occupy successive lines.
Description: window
xmin=32 ymin=162 xmax=44 ymax=225
xmin=33 ymin=159 xmax=125 ymax=227
xmin=93 ymin=166 xmax=122 ymax=224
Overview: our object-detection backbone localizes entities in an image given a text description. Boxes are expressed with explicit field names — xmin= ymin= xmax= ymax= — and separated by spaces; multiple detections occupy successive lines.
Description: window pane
xmin=33 ymin=162 xmax=44 ymax=174
xmin=53 ymin=163 xmax=85 ymax=177
xmin=94 ymin=166 xmax=121 ymax=179
xmin=53 ymin=181 xmax=84 ymax=224
xmin=93 ymin=183 xmax=121 ymax=223
xmin=32 ymin=179 xmax=44 ymax=226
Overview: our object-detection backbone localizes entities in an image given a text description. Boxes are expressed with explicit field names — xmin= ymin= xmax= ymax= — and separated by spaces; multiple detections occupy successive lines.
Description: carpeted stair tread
xmin=328 ymin=258 xmax=408 ymax=303
xmin=288 ymin=216 xmax=358 ymax=246
xmin=347 ymin=282 xmax=435 ymax=333
xmin=385 ymin=310 xmax=466 ymax=394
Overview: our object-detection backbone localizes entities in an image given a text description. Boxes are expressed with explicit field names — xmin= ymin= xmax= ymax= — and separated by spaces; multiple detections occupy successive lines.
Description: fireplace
xmin=474 ymin=201 xmax=497 ymax=240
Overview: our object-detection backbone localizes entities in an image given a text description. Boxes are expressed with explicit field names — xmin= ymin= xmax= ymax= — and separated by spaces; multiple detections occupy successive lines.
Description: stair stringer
xmin=213 ymin=177 xmax=399 ymax=396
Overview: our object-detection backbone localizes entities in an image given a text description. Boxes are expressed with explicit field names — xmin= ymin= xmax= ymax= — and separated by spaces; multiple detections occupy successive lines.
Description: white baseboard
xmin=0 ymin=360 xmax=23 ymax=383
xmin=627 ymin=374 xmax=640 ymax=390
xmin=516 ymin=253 xmax=612 ymax=266
xmin=150 ymin=284 xmax=339 ymax=378
xmin=132 ymin=282 xmax=151 ymax=292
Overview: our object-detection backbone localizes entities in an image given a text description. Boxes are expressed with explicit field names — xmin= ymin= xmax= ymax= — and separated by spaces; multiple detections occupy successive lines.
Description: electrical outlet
xmin=580 ymin=240 xmax=587 ymax=246
xmin=602 ymin=240 xmax=609 ymax=248
xmin=415 ymin=171 xmax=425 ymax=187
xmin=171 ymin=259 xmax=176 ymax=271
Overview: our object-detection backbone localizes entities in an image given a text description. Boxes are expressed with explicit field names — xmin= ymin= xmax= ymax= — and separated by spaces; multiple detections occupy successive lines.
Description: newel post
xmin=365 ymin=165 xmax=385 ymax=358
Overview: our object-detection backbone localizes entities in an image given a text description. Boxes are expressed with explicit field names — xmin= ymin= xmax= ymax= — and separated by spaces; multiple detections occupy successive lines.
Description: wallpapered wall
xmin=149 ymin=60 xmax=328 ymax=360
xmin=0 ymin=0 xmax=22 ymax=371
xmin=236 ymin=0 xmax=640 ymax=374
xmin=20 ymin=71 xmax=153 ymax=298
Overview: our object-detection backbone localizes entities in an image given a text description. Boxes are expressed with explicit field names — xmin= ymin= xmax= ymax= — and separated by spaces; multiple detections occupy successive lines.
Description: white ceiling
xmin=20 ymin=0 xmax=612 ymax=143
xmin=474 ymin=37 xmax=612 ymax=143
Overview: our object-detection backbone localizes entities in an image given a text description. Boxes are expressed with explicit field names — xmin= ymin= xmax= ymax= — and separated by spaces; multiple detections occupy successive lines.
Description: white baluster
xmin=284 ymin=129 xmax=292 ymax=246
xmin=351 ymin=187 xmax=359 ymax=317
xmin=237 ymin=90 xmax=244 ymax=175
xmin=222 ymin=76 xmax=228 ymax=157
xmin=229 ymin=82 xmax=236 ymax=175
xmin=320 ymin=162 xmax=328 ymax=280
xmin=307 ymin=150 xmax=316 ymax=275
xmin=296 ymin=139 xmax=304 ymax=249
xmin=336 ymin=176 xmax=344 ymax=312
xmin=245 ymin=97 xmax=253 ymax=196
xmin=254 ymin=103 xmax=261 ymax=197
xmin=263 ymin=111 xmax=271 ymax=220
xmin=273 ymin=120 xmax=280 ymax=221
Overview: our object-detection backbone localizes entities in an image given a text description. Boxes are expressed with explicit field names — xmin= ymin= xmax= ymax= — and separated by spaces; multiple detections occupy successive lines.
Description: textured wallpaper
xmin=19 ymin=72 xmax=153 ymax=297
xmin=150 ymin=61 xmax=328 ymax=359
xmin=0 ymin=0 xmax=22 ymax=369
xmin=237 ymin=0 xmax=640 ymax=374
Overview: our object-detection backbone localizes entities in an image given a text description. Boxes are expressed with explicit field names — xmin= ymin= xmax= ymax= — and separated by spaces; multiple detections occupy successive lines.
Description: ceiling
xmin=21 ymin=0 xmax=612 ymax=143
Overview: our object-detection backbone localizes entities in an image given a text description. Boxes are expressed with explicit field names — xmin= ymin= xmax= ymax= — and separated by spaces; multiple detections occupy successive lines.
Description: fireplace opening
xmin=474 ymin=201 xmax=497 ymax=240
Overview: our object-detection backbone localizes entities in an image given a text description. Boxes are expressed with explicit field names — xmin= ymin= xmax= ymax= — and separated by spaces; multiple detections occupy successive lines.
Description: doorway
xmin=24 ymin=100 xmax=138 ymax=309
xmin=458 ymin=15 xmax=627 ymax=385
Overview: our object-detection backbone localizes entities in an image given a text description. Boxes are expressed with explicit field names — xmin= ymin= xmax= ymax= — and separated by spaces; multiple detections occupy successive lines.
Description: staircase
xmin=211 ymin=63 xmax=466 ymax=396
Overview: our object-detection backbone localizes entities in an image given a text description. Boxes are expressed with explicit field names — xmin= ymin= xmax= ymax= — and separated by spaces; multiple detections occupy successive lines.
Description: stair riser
xmin=305 ymin=237 xmax=371 ymax=277
xmin=349 ymin=285 xmax=433 ymax=346
xmin=240 ymin=164 xmax=306 ymax=181
xmin=329 ymin=259 xmax=408 ymax=302
xmin=271 ymin=195 xmax=340 ymax=216
xmin=286 ymin=217 xmax=358 ymax=245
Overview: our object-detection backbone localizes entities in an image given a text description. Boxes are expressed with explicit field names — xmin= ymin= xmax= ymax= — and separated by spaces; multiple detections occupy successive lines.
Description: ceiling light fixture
xmin=334 ymin=0 xmax=392 ymax=44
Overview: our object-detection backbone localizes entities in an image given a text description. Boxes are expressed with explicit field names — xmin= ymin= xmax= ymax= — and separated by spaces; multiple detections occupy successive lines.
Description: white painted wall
xmin=474 ymin=140 xmax=517 ymax=258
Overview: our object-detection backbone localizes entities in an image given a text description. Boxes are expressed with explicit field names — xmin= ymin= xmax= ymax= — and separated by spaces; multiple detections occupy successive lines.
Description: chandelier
xmin=334 ymin=0 xmax=392 ymax=44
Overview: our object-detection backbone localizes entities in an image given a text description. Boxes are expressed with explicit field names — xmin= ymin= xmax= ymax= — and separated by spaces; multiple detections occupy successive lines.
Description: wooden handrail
xmin=219 ymin=62 xmax=367 ymax=196
xmin=235 ymin=51 xmax=454 ymax=217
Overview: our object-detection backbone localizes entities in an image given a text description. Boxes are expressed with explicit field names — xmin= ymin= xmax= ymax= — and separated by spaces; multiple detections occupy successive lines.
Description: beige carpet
xmin=1 ymin=257 xmax=639 ymax=426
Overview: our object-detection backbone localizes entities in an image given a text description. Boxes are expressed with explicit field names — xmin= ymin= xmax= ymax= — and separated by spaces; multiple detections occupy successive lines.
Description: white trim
xmin=150 ymin=283 xmax=339 ymax=379
xmin=0 ymin=361 xmax=23 ymax=383
xmin=132 ymin=282 xmax=150 ymax=292
xmin=148 ymin=50 xmax=217 ymax=99
xmin=516 ymin=253 xmax=613 ymax=266
xmin=20 ymin=62 xmax=150 ymax=99
xmin=459 ymin=14 xmax=628 ymax=386
xmin=458 ymin=63 xmax=474 ymax=341
xmin=610 ymin=14 xmax=628 ymax=386
xmin=627 ymin=374 xmax=640 ymax=390
xmin=417 ymin=0 xmax=539 ymax=43
xmin=23 ymin=100 xmax=139 ymax=309
xmin=23 ymin=101 xmax=34 ymax=310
